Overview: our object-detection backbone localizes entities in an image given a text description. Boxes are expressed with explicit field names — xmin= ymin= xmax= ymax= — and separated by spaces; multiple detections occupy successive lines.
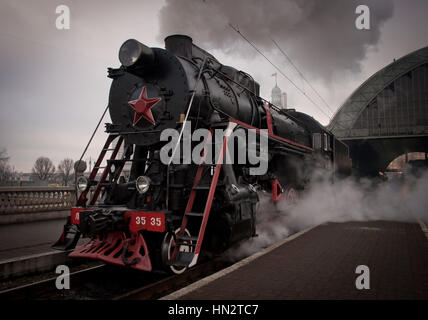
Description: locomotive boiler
xmin=53 ymin=35 xmax=351 ymax=274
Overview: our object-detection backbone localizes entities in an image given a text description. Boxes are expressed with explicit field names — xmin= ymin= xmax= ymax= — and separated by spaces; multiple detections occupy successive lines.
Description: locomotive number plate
xmin=128 ymin=212 xmax=165 ymax=233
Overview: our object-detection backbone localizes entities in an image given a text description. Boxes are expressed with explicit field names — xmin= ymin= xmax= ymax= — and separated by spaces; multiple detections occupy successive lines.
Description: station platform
xmin=164 ymin=220 xmax=428 ymax=300
xmin=0 ymin=217 xmax=91 ymax=281
xmin=0 ymin=218 xmax=67 ymax=261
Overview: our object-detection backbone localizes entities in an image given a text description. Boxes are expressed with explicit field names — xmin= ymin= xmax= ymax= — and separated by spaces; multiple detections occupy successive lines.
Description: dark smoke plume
xmin=158 ymin=0 xmax=394 ymax=80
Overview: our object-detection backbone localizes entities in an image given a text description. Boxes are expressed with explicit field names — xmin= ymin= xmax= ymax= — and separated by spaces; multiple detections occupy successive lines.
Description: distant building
xmin=270 ymin=74 xmax=287 ymax=108
xmin=271 ymin=84 xmax=282 ymax=106
xmin=282 ymin=92 xmax=287 ymax=109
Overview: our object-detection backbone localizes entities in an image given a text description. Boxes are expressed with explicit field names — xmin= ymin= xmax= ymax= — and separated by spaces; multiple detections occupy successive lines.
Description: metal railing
xmin=0 ymin=186 xmax=75 ymax=214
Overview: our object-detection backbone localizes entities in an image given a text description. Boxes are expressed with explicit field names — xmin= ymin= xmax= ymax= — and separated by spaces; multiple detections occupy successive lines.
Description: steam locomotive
xmin=53 ymin=35 xmax=351 ymax=274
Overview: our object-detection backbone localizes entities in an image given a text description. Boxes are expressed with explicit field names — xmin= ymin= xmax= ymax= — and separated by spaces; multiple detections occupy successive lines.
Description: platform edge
xmin=159 ymin=224 xmax=319 ymax=300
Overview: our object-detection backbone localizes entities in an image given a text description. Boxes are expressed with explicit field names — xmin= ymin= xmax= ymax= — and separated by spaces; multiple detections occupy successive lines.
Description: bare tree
xmin=58 ymin=158 xmax=74 ymax=186
xmin=32 ymin=157 xmax=55 ymax=181
xmin=0 ymin=148 xmax=8 ymax=162
xmin=0 ymin=148 xmax=18 ymax=183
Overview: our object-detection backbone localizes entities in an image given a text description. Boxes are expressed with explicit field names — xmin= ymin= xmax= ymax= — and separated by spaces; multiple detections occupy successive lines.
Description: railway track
xmin=0 ymin=258 xmax=231 ymax=300
xmin=0 ymin=225 xmax=300 ymax=300
xmin=114 ymin=259 xmax=230 ymax=300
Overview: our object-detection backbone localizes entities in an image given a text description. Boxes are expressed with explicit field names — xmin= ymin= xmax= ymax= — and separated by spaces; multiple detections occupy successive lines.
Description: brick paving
xmin=180 ymin=221 xmax=428 ymax=299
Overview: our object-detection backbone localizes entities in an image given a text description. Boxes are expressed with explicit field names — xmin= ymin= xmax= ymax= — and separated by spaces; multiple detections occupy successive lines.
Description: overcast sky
xmin=0 ymin=0 xmax=427 ymax=172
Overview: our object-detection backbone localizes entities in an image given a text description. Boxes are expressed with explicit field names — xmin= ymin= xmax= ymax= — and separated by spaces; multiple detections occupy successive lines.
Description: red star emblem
xmin=128 ymin=87 xmax=161 ymax=125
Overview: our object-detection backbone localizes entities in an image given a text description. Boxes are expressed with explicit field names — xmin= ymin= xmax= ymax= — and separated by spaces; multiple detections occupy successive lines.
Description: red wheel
xmin=161 ymin=228 xmax=193 ymax=274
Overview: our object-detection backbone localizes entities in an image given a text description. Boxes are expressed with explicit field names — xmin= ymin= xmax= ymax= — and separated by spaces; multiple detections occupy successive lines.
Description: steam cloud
xmin=225 ymin=170 xmax=428 ymax=261
xmin=158 ymin=0 xmax=394 ymax=80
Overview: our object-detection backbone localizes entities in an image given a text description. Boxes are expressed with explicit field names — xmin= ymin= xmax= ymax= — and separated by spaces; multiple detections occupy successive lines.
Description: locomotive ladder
xmin=77 ymin=134 xmax=124 ymax=206
xmin=171 ymin=122 xmax=237 ymax=268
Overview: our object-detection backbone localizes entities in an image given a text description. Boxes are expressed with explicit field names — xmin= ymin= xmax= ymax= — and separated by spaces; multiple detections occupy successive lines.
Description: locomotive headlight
xmin=77 ymin=176 xmax=88 ymax=192
xmin=119 ymin=39 xmax=154 ymax=68
xmin=136 ymin=176 xmax=151 ymax=194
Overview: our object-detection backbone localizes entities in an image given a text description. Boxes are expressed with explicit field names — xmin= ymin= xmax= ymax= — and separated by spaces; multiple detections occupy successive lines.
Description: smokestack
xmin=164 ymin=34 xmax=193 ymax=59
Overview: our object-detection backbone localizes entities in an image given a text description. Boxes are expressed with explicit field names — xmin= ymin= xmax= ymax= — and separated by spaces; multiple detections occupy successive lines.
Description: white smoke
xmin=225 ymin=169 xmax=428 ymax=261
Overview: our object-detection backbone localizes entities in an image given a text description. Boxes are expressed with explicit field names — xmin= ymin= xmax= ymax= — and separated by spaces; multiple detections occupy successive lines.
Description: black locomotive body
xmin=54 ymin=35 xmax=351 ymax=273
